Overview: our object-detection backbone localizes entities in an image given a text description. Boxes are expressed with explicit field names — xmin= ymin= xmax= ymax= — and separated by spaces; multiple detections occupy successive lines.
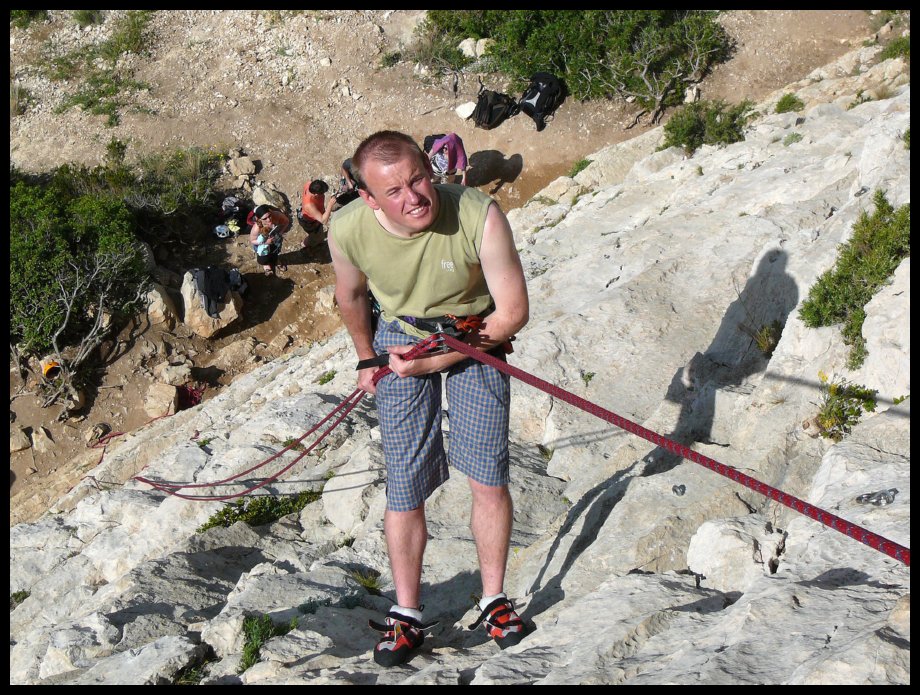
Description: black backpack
xmin=518 ymin=72 xmax=565 ymax=132
xmin=469 ymin=87 xmax=519 ymax=130
xmin=423 ymin=133 xmax=447 ymax=154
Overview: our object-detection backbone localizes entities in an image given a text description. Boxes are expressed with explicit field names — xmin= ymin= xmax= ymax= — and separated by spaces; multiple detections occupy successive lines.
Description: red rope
xmin=438 ymin=335 xmax=910 ymax=567
xmin=135 ymin=389 xmax=366 ymax=501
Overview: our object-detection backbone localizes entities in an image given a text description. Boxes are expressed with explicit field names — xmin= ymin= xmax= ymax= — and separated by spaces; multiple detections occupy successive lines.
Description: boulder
xmin=143 ymin=382 xmax=178 ymax=418
xmin=146 ymin=283 xmax=180 ymax=327
xmin=31 ymin=427 xmax=54 ymax=454
xmin=11 ymin=426 xmax=31 ymax=453
xmin=252 ymin=185 xmax=286 ymax=211
xmin=180 ymin=271 xmax=243 ymax=339
xmin=228 ymin=156 xmax=256 ymax=177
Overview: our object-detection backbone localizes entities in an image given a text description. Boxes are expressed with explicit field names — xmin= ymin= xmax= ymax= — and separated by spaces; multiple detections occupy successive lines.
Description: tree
xmin=10 ymin=175 xmax=148 ymax=406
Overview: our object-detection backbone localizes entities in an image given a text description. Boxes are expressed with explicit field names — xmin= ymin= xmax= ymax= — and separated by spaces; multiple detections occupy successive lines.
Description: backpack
xmin=469 ymin=87 xmax=518 ymax=130
xmin=423 ymin=133 xmax=447 ymax=154
xmin=518 ymin=72 xmax=565 ymax=132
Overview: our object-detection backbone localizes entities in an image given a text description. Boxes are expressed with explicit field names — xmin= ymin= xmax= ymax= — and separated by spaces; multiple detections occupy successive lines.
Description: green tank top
xmin=330 ymin=184 xmax=494 ymax=338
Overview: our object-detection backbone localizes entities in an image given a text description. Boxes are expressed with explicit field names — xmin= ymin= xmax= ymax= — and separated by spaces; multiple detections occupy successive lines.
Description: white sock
xmin=390 ymin=604 xmax=423 ymax=622
xmin=479 ymin=593 xmax=507 ymax=611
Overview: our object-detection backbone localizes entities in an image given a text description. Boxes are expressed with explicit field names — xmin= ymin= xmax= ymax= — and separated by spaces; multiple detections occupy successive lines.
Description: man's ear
xmin=358 ymin=189 xmax=381 ymax=211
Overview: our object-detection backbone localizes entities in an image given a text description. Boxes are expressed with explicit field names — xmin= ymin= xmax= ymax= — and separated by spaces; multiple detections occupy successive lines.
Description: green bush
xmin=73 ymin=10 xmax=105 ymax=27
xmin=775 ymin=93 xmax=804 ymax=114
xmin=422 ymin=10 xmax=731 ymax=115
xmin=814 ymin=371 xmax=877 ymax=441
xmin=783 ymin=132 xmax=803 ymax=146
xmin=905 ymin=128 xmax=910 ymax=150
xmin=10 ymin=10 xmax=48 ymax=29
xmin=880 ymin=35 xmax=910 ymax=62
xmin=10 ymin=590 xmax=30 ymax=609
xmin=660 ymin=99 xmax=753 ymax=155
xmin=9 ymin=174 xmax=146 ymax=359
xmin=197 ymin=491 xmax=322 ymax=533
xmin=799 ymin=191 xmax=910 ymax=368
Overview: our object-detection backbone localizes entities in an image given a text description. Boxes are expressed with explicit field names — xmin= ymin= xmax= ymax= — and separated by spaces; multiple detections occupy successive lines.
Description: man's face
xmin=359 ymin=154 xmax=438 ymax=237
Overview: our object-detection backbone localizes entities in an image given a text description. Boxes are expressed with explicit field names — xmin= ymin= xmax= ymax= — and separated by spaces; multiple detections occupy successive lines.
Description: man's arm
xmin=328 ymin=233 xmax=379 ymax=393
xmin=388 ymin=202 xmax=528 ymax=376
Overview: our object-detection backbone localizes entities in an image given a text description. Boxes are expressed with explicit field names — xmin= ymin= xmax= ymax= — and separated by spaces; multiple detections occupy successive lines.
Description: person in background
xmin=249 ymin=204 xmax=290 ymax=275
xmin=425 ymin=132 xmax=468 ymax=186
xmin=297 ymin=179 xmax=332 ymax=248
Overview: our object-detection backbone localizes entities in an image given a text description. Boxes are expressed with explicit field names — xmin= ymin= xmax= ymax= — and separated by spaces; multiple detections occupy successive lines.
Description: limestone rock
xmin=144 ymin=382 xmax=178 ymax=418
xmin=252 ymin=185 xmax=286 ymax=211
xmin=11 ymin=426 xmax=31 ymax=453
xmin=147 ymin=284 xmax=180 ymax=327
xmin=31 ymin=426 xmax=54 ymax=454
xmin=687 ymin=515 xmax=786 ymax=593
xmin=455 ymin=101 xmax=476 ymax=120
xmin=457 ymin=38 xmax=477 ymax=58
xmin=153 ymin=360 xmax=193 ymax=387
xmin=180 ymin=271 xmax=243 ymax=339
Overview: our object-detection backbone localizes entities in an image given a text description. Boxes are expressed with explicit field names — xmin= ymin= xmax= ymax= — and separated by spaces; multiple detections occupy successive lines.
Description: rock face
xmin=9 ymin=49 xmax=910 ymax=685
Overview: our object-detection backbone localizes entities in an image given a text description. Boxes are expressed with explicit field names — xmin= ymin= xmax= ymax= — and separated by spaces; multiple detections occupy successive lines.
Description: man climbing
xmin=328 ymin=130 xmax=530 ymax=666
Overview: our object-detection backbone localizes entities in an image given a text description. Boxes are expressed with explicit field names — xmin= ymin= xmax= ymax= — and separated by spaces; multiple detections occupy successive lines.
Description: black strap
xmin=356 ymin=354 xmax=390 ymax=370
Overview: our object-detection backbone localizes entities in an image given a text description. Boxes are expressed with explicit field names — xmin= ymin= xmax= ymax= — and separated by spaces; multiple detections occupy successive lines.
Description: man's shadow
xmin=467 ymin=150 xmax=524 ymax=195
xmin=644 ymin=249 xmax=799 ymax=475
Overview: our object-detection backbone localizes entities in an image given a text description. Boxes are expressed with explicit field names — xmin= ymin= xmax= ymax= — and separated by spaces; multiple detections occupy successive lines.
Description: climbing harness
xmin=135 ymin=333 xmax=910 ymax=566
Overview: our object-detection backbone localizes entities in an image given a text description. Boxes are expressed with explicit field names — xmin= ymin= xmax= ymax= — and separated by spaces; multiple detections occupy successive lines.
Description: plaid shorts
xmin=373 ymin=318 xmax=511 ymax=512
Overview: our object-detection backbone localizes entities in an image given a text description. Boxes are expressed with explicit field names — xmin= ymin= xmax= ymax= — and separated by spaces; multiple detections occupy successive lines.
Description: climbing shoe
xmin=369 ymin=609 xmax=436 ymax=667
xmin=468 ymin=596 xmax=527 ymax=649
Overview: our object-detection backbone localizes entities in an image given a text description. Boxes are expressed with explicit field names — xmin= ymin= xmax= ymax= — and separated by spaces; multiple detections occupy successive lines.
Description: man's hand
xmin=387 ymin=344 xmax=464 ymax=378
xmin=357 ymin=367 xmax=378 ymax=394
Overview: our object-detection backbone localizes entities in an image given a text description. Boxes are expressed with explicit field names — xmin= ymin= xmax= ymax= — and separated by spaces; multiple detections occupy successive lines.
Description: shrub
xmin=317 ymin=370 xmax=336 ymax=385
xmin=880 ymin=35 xmax=910 ymax=62
xmin=348 ymin=568 xmax=383 ymax=595
xmin=783 ymin=132 xmax=803 ymax=146
xmin=799 ymin=191 xmax=910 ymax=369
xmin=9 ymin=174 xmax=147 ymax=390
xmin=905 ymin=128 xmax=910 ymax=150
xmin=73 ymin=10 xmax=105 ymax=27
xmin=197 ymin=491 xmax=322 ymax=533
xmin=775 ymin=93 xmax=804 ymax=114
xmin=661 ymin=99 xmax=753 ymax=155
xmin=10 ymin=10 xmax=48 ymax=29
xmin=239 ymin=615 xmax=297 ymax=673
xmin=421 ymin=10 xmax=731 ymax=120
xmin=814 ymin=372 xmax=877 ymax=441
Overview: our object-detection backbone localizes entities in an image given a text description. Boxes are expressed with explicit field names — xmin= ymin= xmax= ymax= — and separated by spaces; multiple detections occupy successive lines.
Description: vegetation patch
xmin=348 ymin=568 xmax=383 ymax=595
xmin=43 ymin=11 xmax=155 ymax=125
xmin=10 ymin=591 xmax=30 ymax=610
xmin=317 ymin=370 xmax=337 ymax=385
xmin=239 ymin=615 xmax=297 ymax=674
xmin=880 ymin=35 xmax=910 ymax=62
xmin=197 ymin=490 xmax=322 ymax=533
xmin=783 ymin=132 xmax=803 ymax=146
xmin=567 ymin=158 xmax=593 ymax=178
xmin=799 ymin=191 xmax=910 ymax=368
xmin=660 ymin=99 xmax=754 ymax=155
xmin=814 ymin=372 xmax=877 ymax=441
xmin=420 ymin=11 xmax=731 ymax=123
xmin=10 ymin=10 xmax=48 ymax=29
xmin=775 ymin=93 xmax=804 ymax=114
xmin=73 ymin=10 xmax=105 ymax=28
